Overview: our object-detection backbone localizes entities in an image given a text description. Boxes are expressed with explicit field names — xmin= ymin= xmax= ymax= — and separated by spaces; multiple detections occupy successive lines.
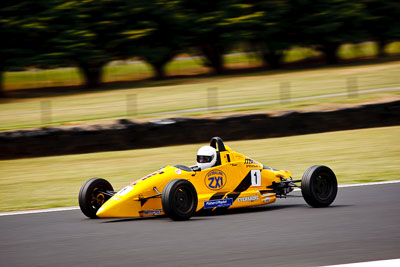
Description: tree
xmin=47 ymin=0 xmax=128 ymax=88
xmin=0 ymin=1 xmax=50 ymax=97
xmin=362 ymin=0 xmax=400 ymax=57
xmin=180 ymin=0 xmax=254 ymax=74
xmin=289 ymin=0 xmax=366 ymax=64
xmin=242 ymin=0 xmax=292 ymax=69
xmin=121 ymin=0 xmax=188 ymax=80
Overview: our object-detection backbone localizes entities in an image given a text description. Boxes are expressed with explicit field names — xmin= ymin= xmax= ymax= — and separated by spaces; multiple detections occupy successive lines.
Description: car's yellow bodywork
xmin=96 ymin=144 xmax=291 ymax=218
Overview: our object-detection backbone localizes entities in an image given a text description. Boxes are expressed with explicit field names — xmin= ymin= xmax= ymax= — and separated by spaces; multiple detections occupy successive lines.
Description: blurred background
xmin=0 ymin=0 xmax=399 ymax=211
xmin=1 ymin=0 xmax=400 ymax=130
xmin=1 ymin=0 xmax=400 ymax=129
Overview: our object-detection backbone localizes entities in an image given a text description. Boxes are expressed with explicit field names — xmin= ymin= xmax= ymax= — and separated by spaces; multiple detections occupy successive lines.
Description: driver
xmin=196 ymin=146 xmax=217 ymax=170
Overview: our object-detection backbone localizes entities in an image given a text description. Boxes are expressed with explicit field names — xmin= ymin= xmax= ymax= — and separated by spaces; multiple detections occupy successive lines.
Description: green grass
xmin=1 ymin=59 xmax=400 ymax=131
xmin=0 ymin=126 xmax=399 ymax=212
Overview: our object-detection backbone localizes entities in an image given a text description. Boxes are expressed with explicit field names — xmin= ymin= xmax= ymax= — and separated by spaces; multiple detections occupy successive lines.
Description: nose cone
xmin=96 ymin=208 xmax=107 ymax=217
xmin=96 ymin=202 xmax=114 ymax=218
xmin=96 ymin=197 xmax=142 ymax=218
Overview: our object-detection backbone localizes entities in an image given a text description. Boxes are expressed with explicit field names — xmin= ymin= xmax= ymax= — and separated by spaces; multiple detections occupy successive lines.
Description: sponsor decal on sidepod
xmin=205 ymin=170 xmax=227 ymax=190
xmin=144 ymin=209 xmax=163 ymax=215
xmin=237 ymin=196 xmax=259 ymax=202
xmin=204 ymin=198 xmax=233 ymax=209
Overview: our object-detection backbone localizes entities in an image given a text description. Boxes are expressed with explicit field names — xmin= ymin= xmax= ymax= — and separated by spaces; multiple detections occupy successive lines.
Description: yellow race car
xmin=79 ymin=137 xmax=338 ymax=220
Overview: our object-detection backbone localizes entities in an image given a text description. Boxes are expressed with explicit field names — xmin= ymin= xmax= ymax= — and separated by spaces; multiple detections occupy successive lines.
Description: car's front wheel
xmin=79 ymin=178 xmax=113 ymax=218
xmin=301 ymin=165 xmax=337 ymax=207
xmin=162 ymin=179 xmax=198 ymax=221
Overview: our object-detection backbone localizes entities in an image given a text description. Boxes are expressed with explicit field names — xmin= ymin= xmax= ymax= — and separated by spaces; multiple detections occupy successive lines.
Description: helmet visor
xmin=197 ymin=155 xmax=213 ymax=163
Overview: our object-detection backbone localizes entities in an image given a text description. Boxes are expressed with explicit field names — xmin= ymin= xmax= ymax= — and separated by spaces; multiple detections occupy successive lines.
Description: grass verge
xmin=0 ymin=126 xmax=399 ymax=212
xmin=1 ymin=60 xmax=400 ymax=131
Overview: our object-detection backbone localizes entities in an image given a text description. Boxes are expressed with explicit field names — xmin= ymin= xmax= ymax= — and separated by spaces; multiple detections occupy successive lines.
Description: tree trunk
xmin=78 ymin=63 xmax=104 ymax=89
xmin=0 ymin=70 xmax=5 ymax=98
xmin=252 ymin=41 xmax=284 ymax=69
xmin=377 ymin=39 xmax=387 ymax=58
xmin=320 ymin=43 xmax=340 ymax=64
xmin=143 ymin=51 xmax=175 ymax=80
xmin=146 ymin=56 xmax=173 ymax=80
xmin=153 ymin=64 xmax=166 ymax=80
xmin=262 ymin=51 xmax=283 ymax=69
xmin=200 ymin=45 xmax=225 ymax=74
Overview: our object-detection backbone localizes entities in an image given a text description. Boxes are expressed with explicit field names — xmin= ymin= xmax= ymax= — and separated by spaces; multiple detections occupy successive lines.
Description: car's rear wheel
xmin=162 ymin=179 xmax=198 ymax=221
xmin=301 ymin=165 xmax=337 ymax=207
xmin=79 ymin=178 xmax=113 ymax=218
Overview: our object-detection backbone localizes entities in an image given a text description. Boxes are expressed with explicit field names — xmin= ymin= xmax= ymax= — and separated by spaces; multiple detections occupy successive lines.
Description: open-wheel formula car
xmin=79 ymin=137 xmax=338 ymax=221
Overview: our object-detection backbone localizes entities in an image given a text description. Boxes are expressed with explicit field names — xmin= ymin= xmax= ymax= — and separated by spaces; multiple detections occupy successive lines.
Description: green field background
xmin=1 ymin=60 xmax=400 ymax=131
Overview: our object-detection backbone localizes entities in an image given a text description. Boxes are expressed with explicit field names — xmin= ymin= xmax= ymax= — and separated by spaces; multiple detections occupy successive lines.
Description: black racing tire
xmin=162 ymin=179 xmax=198 ymax=221
xmin=301 ymin=165 xmax=337 ymax=207
xmin=79 ymin=178 xmax=113 ymax=219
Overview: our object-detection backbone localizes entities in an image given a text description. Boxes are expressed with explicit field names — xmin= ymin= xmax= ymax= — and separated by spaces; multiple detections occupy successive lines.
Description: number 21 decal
xmin=251 ymin=170 xmax=261 ymax=186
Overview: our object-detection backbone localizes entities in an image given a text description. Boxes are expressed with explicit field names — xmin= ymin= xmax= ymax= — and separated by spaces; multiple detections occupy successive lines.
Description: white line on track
xmin=338 ymin=180 xmax=400 ymax=187
xmin=322 ymin=258 xmax=400 ymax=267
xmin=0 ymin=206 xmax=79 ymax=217
xmin=1 ymin=180 xmax=400 ymax=217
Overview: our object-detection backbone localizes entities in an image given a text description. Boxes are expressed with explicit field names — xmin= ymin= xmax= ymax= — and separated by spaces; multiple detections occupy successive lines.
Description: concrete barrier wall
xmin=1 ymin=100 xmax=399 ymax=159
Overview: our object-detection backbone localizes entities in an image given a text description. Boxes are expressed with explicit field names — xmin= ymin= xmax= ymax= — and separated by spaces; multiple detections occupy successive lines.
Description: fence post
xmin=208 ymin=87 xmax=218 ymax=111
xmin=347 ymin=77 xmax=358 ymax=98
xmin=40 ymin=100 xmax=52 ymax=125
xmin=126 ymin=94 xmax=137 ymax=117
xmin=280 ymin=82 xmax=291 ymax=104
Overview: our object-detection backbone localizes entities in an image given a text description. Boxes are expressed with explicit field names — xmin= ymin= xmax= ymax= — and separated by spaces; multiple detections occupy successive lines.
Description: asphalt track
xmin=1 ymin=183 xmax=399 ymax=267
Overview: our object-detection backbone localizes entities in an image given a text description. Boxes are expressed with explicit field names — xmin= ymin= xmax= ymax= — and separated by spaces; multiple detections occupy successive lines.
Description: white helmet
xmin=197 ymin=146 xmax=217 ymax=170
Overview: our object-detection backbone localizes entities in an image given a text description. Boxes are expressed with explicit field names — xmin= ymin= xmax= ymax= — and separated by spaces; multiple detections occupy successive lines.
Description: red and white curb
xmin=1 ymin=180 xmax=400 ymax=217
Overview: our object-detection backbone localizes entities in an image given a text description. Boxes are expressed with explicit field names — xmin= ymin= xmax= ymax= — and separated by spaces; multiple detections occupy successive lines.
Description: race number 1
xmin=251 ymin=170 xmax=261 ymax=186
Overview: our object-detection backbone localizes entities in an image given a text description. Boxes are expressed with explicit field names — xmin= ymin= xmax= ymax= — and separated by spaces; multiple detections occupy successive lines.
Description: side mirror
xmin=191 ymin=166 xmax=201 ymax=172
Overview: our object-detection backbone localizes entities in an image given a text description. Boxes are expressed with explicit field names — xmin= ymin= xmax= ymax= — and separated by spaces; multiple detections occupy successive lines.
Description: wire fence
xmin=1 ymin=74 xmax=399 ymax=131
